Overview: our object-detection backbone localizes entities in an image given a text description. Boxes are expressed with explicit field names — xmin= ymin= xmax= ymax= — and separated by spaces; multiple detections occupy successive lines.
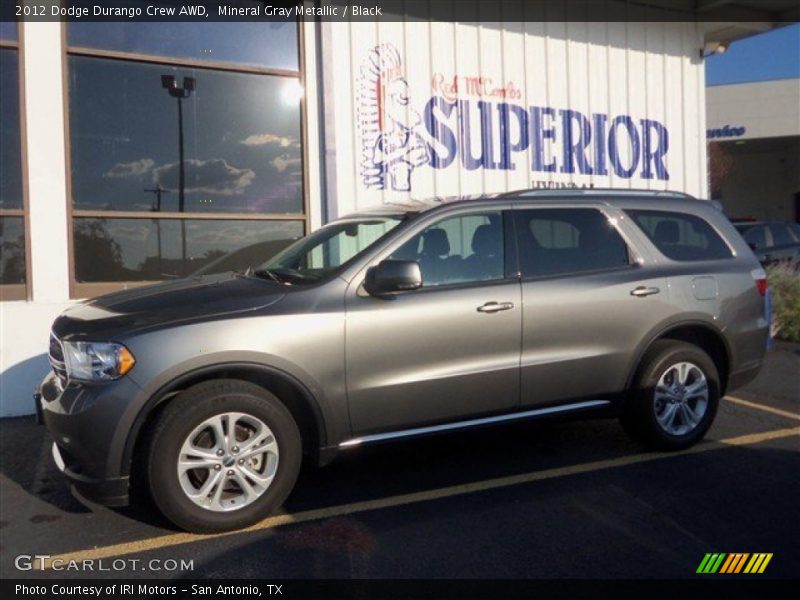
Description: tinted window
xmin=73 ymin=218 xmax=303 ymax=282
xmin=0 ymin=49 xmax=22 ymax=210
xmin=69 ymin=56 xmax=303 ymax=214
xmin=68 ymin=22 xmax=299 ymax=71
xmin=0 ymin=22 xmax=17 ymax=42
xmin=0 ymin=45 xmax=25 ymax=290
xmin=515 ymin=209 xmax=630 ymax=278
xmin=737 ymin=225 xmax=768 ymax=250
xmin=391 ymin=212 xmax=504 ymax=287
xmin=627 ymin=210 xmax=733 ymax=261
xmin=0 ymin=216 xmax=25 ymax=285
xmin=768 ymin=223 xmax=794 ymax=246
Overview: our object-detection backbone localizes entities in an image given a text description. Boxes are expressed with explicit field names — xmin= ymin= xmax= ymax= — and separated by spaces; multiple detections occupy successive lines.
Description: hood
xmin=53 ymin=272 xmax=286 ymax=339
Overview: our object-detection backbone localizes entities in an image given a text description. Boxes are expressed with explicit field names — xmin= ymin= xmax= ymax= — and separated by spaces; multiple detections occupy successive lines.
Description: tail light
xmin=751 ymin=268 xmax=768 ymax=297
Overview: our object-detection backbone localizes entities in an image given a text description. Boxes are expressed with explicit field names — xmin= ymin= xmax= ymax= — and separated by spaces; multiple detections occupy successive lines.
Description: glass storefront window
xmin=0 ymin=22 xmax=17 ymax=42
xmin=0 ymin=217 xmax=25 ymax=286
xmin=0 ymin=38 xmax=27 ymax=296
xmin=68 ymin=22 xmax=299 ymax=71
xmin=73 ymin=218 xmax=304 ymax=282
xmin=0 ymin=48 xmax=23 ymax=210
xmin=69 ymin=56 xmax=303 ymax=215
xmin=66 ymin=21 xmax=305 ymax=296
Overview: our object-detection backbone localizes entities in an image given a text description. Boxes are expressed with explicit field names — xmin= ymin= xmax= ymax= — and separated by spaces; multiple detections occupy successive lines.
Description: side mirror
xmin=364 ymin=260 xmax=422 ymax=296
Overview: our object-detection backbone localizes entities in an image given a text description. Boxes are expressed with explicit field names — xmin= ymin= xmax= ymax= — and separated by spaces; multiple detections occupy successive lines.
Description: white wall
xmin=0 ymin=22 xmax=74 ymax=417
xmin=322 ymin=17 xmax=708 ymax=217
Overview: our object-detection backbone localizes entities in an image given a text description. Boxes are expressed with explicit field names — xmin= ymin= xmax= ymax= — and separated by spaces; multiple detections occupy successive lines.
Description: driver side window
xmin=391 ymin=212 xmax=505 ymax=287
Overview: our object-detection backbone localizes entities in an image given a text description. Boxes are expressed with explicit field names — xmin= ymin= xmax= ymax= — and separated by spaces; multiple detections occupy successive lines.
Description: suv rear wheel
xmin=147 ymin=379 xmax=301 ymax=533
xmin=622 ymin=340 xmax=720 ymax=450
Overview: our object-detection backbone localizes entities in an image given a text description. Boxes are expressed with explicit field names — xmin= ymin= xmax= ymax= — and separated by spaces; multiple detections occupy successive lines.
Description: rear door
xmin=513 ymin=206 xmax=671 ymax=407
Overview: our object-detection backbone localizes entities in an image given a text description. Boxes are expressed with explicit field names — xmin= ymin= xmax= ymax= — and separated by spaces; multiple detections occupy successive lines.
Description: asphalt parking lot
xmin=1 ymin=343 xmax=797 ymax=580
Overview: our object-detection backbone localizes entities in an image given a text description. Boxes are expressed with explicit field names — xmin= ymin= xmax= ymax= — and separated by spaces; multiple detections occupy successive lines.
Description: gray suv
xmin=38 ymin=190 xmax=769 ymax=532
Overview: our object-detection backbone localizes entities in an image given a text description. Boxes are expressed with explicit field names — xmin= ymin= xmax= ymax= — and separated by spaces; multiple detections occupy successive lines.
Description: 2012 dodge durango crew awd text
xmin=38 ymin=190 xmax=769 ymax=532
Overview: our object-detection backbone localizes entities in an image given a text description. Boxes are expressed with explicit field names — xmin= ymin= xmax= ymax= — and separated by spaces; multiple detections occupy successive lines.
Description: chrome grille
xmin=48 ymin=333 xmax=68 ymax=388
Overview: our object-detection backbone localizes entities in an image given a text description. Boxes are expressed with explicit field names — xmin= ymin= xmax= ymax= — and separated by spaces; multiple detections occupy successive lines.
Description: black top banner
xmin=3 ymin=0 xmax=800 ymax=23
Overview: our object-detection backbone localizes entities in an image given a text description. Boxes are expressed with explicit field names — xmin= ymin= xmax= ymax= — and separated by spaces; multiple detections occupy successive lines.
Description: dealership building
xmin=706 ymin=24 xmax=800 ymax=221
xmin=0 ymin=2 xmax=796 ymax=416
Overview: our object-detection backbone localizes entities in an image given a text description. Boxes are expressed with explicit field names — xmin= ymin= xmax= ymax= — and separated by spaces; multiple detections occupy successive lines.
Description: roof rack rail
xmin=498 ymin=188 xmax=696 ymax=199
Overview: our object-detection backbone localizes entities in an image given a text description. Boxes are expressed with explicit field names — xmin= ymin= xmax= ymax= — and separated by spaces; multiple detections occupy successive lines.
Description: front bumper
xmin=37 ymin=372 xmax=142 ymax=507
xmin=49 ymin=442 xmax=130 ymax=506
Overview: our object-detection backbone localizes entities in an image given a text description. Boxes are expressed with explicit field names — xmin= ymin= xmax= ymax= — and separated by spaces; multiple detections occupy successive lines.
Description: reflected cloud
xmin=241 ymin=132 xmax=300 ymax=148
xmin=104 ymin=158 xmax=155 ymax=178
xmin=272 ymin=154 xmax=302 ymax=173
xmin=153 ymin=158 xmax=255 ymax=196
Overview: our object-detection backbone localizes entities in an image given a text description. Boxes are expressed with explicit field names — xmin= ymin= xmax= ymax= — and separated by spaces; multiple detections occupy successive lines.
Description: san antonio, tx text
xmin=15 ymin=584 xmax=280 ymax=596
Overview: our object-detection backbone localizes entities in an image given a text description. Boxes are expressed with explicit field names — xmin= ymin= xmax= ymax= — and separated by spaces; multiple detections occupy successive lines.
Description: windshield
xmin=257 ymin=216 xmax=405 ymax=283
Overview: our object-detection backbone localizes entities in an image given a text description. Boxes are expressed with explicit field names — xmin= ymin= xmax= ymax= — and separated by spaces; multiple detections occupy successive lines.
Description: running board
xmin=339 ymin=400 xmax=611 ymax=448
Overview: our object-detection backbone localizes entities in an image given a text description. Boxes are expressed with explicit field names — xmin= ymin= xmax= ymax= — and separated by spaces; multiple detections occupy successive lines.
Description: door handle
xmin=477 ymin=301 xmax=514 ymax=313
xmin=630 ymin=286 xmax=660 ymax=297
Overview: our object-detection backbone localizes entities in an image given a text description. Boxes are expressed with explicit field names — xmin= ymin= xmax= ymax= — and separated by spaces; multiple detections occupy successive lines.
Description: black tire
xmin=621 ymin=340 xmax=720 ymax=451
xmin=147 ymin=379 xmax=301 ymax=533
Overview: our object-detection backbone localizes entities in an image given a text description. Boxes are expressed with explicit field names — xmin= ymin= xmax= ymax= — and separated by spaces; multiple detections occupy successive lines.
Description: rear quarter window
xmin=626 ymin=210 xmax=733 ymax=261
xmin=768 ymin=223 xmax=795 ymax=246
xmin=737 ymin=225 xmax=768 ymax=250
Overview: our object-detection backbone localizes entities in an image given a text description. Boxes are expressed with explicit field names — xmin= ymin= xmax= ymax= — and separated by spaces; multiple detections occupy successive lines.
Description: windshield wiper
xmin=251 ymin=267 xmax=289 ymax=285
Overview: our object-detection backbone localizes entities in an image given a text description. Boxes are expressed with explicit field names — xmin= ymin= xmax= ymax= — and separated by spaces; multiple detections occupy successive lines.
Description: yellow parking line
xmin=38 ymin=425 xmax=800 ymax=569
xmin=724 ymin=395 xmax=800 ymax=422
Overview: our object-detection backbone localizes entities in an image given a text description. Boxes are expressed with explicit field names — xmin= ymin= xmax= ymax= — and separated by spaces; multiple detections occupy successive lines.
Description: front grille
xmin=48 ymin=333 xmax=68 ymax=389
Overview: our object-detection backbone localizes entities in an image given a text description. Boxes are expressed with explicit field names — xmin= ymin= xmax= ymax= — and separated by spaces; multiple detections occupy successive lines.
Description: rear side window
xmin=768 ymin=223 xmax=794 ymax=246
xmin=627 ymin=210 xmax=733 ymax=261
xmin=514 ymin=208 xmax=631 ymax=278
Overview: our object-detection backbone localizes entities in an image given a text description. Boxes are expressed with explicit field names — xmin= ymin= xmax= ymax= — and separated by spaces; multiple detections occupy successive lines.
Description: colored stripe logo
xmin=697 ymin=553 xmax=773 ymax=574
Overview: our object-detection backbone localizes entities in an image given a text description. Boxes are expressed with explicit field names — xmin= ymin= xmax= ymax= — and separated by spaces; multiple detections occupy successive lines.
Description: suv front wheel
xmin=147 ymin=379 xmax=302 ymax=533
xmin=622 ymin=340 xmax=720 ymax=450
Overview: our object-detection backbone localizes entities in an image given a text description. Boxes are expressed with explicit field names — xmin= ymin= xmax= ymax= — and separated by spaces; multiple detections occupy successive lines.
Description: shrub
xmin=767 ymin=263 xmax=800 ymax=343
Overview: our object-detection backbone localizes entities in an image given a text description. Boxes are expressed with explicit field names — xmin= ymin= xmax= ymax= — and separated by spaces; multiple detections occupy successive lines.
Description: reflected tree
xmin=0 ymin=231 xmax=25 ymax=284
xmin=73 ymin=219 xmax=127 ymax=282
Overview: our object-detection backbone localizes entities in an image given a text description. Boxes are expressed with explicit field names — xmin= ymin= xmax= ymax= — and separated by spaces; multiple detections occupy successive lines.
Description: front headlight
xmin=62 ymin=341 xmax=136 ymax=382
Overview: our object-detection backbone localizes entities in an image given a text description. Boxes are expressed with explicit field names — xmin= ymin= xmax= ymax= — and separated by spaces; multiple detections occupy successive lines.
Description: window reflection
xmin=68 ymin=22 xmax=299 ymax=71
xmin=0 ymin=22 xmax=17 ymax=42
xmin=73 ymin=218 xmax=303 ymax=282
xmin=391 ymin=213 xmax=505 ymax=286
xmin=0 ymin=217 xmax=25 ymax=285
xmin=69 ymin=56 xmax=303 ymax=214
xmin=0 ymin=48 xmax=22 ymax=210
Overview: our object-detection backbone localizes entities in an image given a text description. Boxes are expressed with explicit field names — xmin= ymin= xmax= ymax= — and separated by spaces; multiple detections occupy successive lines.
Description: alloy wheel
xmin=177 ymin=412 xmax=279 ymax=512
xmin=653 ymin=361 xmax=709 ymax=436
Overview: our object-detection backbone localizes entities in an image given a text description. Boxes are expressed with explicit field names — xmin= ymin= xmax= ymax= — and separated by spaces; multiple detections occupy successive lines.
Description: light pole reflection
xmin=144 ymin=184 xmax=170 ymax=277
xmin=161 ymin=74 xmax=195 ymax=272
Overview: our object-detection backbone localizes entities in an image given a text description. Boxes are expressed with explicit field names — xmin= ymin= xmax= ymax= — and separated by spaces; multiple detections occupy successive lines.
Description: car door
xmin=345 ymin=209 xmax=521 ymax=434
xmin=513 ymin=206 xmax=671 ymax=407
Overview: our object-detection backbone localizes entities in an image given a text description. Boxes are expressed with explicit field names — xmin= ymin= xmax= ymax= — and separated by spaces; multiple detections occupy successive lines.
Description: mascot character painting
xmin=357 ymin=44 xmax=430 ymax=192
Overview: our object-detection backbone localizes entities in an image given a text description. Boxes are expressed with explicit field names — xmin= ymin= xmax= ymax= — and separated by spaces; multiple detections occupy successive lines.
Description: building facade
xmin=707 ymin=80 xmax=800 ymax=221
xmin=0 ymin=14 xmax=777 ymax=416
